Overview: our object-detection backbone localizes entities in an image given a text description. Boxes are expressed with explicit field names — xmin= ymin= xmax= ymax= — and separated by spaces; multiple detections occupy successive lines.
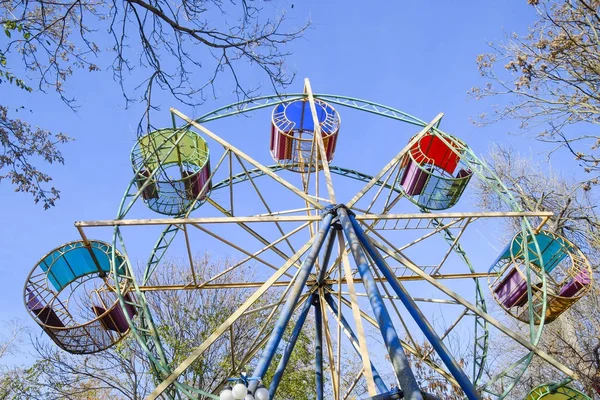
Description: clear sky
xmin=0 ymin=0 xmax=579 ymax=379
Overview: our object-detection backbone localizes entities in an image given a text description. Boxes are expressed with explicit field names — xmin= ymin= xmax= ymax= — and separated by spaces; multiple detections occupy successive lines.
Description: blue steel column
xmin=323 ymin=293 xmax=388 ymax=394
xmin=249 ymin=212 xmax=334 ymax=393
xmin=337 ymin=207 xmax=423 ymax=400
xmin=315 ymin=227 xmax=335 ymax=400
xmin=269 ymin=294 xmax=314 ymax=399
xmin=348 ymin=213 xmax=482 ymax=400
xmin=313 ymin=226 xmax=336 ymax=400
xmin=314 ymin=296 xmax=324 ymax=400
xmin=317 ymin=228 xmax=337 ymax=284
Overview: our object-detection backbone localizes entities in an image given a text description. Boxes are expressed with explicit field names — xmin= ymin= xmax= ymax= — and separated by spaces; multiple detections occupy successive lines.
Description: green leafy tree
xmin=263 ymin=329 xmax=316 ymax=400
xmin=1 ymin=22 xmax=71 ymax=209
xmin=0 ymin=105 xmax=72 ymax=209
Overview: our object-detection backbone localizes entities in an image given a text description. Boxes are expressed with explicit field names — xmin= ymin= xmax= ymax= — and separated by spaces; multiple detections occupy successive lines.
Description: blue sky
xmin=0 ymin=0 xmax=577 ymax=379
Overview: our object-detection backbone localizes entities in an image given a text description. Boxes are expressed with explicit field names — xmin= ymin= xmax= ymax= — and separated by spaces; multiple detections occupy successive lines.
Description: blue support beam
xmin=314 ymin=296 xmax=324 ymax=400
xmin=323 ymin=293 xmax=389 ymax=394
xmin=363 ymin=389 xmax=442 ymax=400
xmin=337 ymin=207 xmax=423 ymax=400
xmin=249 ymin=212 xmax=334 ymax=393
xmin=347 ymin=212 xmax=482 ymax=400
xmin=317 ymin=228 xmax=337 ymax=284
xmin=269 ymin=294 xmax=314 ymax=399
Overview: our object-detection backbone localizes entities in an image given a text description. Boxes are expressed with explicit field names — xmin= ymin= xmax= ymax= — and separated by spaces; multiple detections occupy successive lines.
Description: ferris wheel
xmin=23 ymin=79 xmax=595 ymax=400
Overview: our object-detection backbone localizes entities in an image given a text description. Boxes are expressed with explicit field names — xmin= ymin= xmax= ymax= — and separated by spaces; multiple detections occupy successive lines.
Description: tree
xmin=1 ymin=255 xmax=317 ymax=399
xmin=0 ymin=319 xmax=24 ymax=361
xmin=475 ymin=144 xmax=600 ymax=262
xmin=471 ymin=0 xmax=600 ymax=188
xmin=2 ymin=337 xmax=152 ymax=400
xmin=0 ymin=320 xmax=51 ymax=399
xmin=473 ymin=145 xmax=600 ymax=397
xmin=407 ymin=343 xmax=465 ymax=400
xmin=0 ymin=105 xmax=72 ymax=209
xmin=1 ymin=0 xmax=307 ymax=207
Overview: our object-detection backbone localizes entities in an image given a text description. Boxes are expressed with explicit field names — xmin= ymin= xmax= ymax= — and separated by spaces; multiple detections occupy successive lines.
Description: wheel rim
xmin=106 ymin=89 xmax=566 ymax=399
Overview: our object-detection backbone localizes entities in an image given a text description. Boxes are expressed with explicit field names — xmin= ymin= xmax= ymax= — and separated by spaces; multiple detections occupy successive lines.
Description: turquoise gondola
xmin=489 ymin=231 xmax=592 ymax=324
xmin=24 ymin=240 xmax=136 ymax=354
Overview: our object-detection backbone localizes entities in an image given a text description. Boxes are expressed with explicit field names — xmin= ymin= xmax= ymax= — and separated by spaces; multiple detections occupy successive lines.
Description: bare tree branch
xmin=471 ymin=0 xmax=600 ymax=187
xmin=1 ymin=0 xmax=308 ymax=206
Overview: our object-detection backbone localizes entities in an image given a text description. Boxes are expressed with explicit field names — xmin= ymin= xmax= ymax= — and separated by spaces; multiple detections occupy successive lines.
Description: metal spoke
xmin=347 ymin=113 xmax=443 ymax=208
xmin=336 ymin=230 xmax=377 ymax=395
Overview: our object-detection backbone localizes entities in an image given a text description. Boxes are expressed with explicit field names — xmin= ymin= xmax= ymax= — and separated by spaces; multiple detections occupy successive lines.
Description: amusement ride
xmin=23 ymin=79 xmax=596 ymax=400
